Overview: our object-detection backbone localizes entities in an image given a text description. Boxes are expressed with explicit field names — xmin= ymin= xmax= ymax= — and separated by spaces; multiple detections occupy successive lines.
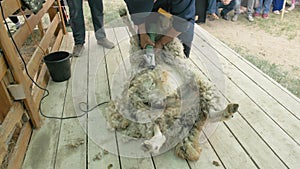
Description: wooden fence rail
xmin=0 ymin=0 xmax=66 ymax=168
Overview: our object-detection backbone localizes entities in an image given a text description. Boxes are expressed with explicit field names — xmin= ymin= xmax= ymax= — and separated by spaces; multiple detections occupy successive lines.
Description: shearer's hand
xmin=140 ymin=33 xmax=155 ymax=49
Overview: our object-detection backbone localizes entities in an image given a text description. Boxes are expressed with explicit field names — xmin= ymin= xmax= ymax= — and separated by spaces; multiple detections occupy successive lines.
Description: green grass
xmin=239 ymin=7 xmax=300 ymax=40
xmin=243 ymin=54 xmax=300 ymax=98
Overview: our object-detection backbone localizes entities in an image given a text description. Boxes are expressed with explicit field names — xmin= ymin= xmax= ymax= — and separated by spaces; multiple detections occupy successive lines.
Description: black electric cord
xmin=0 ymin=2 xmax=108 ymax=120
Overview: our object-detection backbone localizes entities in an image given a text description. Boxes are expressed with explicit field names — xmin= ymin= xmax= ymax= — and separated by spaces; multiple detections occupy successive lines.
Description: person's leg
xmin=247 ymin=0 xmax=255 ymax=21
xmin=288 ymin=0 xmax=296 ymax=10
xmin=207 ymin=0 xmax=217 ymax=14
xmin=88 ymin=0 xmax=106 ymax=40
xmin=66 ymin=0 xmax=85 ymax=45
xmin=178 ymin=23 xmax=194 ymax=58
xmin=262 ymin=0 xmax=273 ymax=14
xmin=232 ymin=0 xmax=241 ymax=21
xmin=195 ymin=0 xmax=208 ymax=23
xmin=88 ymin=0 xmax=114 ymax=48
xmin=254 ymin=0 xmax=263 ymax=14
xmin=272 ymin=0 xmax=283 ymax=11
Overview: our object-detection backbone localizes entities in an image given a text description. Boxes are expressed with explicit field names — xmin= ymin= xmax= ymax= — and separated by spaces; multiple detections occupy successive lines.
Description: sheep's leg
xmin=175 ymin=124 xmax=202 ymax=161
xmin=209 ymin=103 xmax=239 ymax=123
xmin=142 ymin=124 xmax=166 ymax=154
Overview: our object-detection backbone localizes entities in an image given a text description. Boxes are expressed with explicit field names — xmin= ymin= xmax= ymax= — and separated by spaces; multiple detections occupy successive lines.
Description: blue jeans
xmin=207 ymin=0 xmax=217 ymax=14
xmin=272 ymin=0 xmax=284 ymax=11
xmin=255 ymin=0 xmax=273 ymax=14
xmin=216 ymin=0 xmax=237 ymax=16
xmin=67 ymin=0 xmax=106 ymax=45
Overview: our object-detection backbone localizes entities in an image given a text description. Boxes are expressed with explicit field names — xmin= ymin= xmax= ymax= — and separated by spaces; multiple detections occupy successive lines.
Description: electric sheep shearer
xmin=102 ymin=8 xmax=239 ymax=161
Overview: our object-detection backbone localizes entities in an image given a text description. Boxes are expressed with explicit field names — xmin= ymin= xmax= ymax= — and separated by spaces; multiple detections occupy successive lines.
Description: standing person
xmin=253 ymin=0 xmax=273 ymax=19
xmin=246 ymin=0 xmax=255 ymax=21
xmin=288 ymin=0 xmax=296 ymax=11
xmin=124 ymin=0 xmax=195 ymax=58
xmin=207 ymin=0 xmax=220 ymax=21
xmin=66 ymin=0 xmax=114 ymax=57
xmin=195 ymin=0 xmax=208 ymax=23
xmin=272 ymin=0 xmax=285 ymax=14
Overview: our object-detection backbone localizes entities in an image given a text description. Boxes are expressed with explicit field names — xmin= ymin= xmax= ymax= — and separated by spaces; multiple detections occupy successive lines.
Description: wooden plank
xmin=113 ymin=27 xmax=155 ymax=168
xmin=191 ymin=34 xmax=300 ymax=168
xmin=0 ymin=20 xmax=41 ymax=128
xmin=194 ymin=26 xmax=300 ymax=119
xmin=0 ymin=102 xmax=23 ymax=164
xmin=52 ymin=29 xmax=64 ymax=52
xmin=13 ymin=0 xmax=55 ymax=49
xmin=7 ymin=122 xmax=32 ymax=169
xmin=190 ymin=49 xmax=287 ymax=168
xmin=193 ymin=27 xmax=300 ymax=141
xmin=32 ymin=63 xmax=49 ymax=108
xmin=56 ymin=0 xmax=66 ymax=34
xmin=0 ymin=80 xmax=13 ymax=122
xmin=0 ymin=103 xmax=23 ymax=146
xmin=186 ymin=52 xmax=225 ymax=169
xmin=0 ymin=143 xmax=8 ymax=166
xmin=0 ymin=0 xmax=21 ymax=19
xmin=26 ymin=14 xmax=60 ymax=82
xmin=87 ymin=31 xmax=120 ymax=169
xmin=54 ymin=33 xmax=87 ymax=169
xmin=21 ymin=34 xmax=72 ymax=169
xmin=0 ymin=55 xmax=7 ymax=80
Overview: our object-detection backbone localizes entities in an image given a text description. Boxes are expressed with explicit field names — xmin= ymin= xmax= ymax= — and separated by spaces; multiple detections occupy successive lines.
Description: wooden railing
xmin=0 ymin=0 xmax=66 ymax=168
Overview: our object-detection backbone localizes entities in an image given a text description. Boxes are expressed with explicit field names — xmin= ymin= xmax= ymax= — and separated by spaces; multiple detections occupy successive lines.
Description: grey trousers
xmin=66 ymin=0 xmax=106 ymax=45
xmin=234 ymin=0 xmax=255 ymax=15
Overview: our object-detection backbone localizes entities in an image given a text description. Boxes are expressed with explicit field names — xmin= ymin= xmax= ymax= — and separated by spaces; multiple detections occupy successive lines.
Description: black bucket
xmin=44 ymin=51 xmax=71 ymax=82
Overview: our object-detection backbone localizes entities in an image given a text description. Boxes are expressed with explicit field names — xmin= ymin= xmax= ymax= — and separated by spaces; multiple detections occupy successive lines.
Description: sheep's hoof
xmin=175 ymin=141 xmax=201 ymax=161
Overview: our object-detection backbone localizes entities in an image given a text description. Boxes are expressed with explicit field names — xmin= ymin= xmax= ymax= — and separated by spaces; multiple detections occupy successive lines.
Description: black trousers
xmin=195 ymin=0 xmax=208 ymax=23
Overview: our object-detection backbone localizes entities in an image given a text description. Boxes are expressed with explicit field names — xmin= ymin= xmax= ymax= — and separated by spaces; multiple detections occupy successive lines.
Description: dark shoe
xmin=72 ymin=44 xmax=84 ymax=57
xmin=222 ymin=14 xmax=229 ymax=21
xmin=231 ymin=14 xmax=239 ymax=22
xmin=221 ymin=12 xmax=229 ymax=21
xmin=97 ymin=38 xmax=114 ymax=49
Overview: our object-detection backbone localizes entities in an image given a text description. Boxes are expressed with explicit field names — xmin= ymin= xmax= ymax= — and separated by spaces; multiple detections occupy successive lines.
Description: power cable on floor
xmin=0 ymin=2 xmax=108 ymax=120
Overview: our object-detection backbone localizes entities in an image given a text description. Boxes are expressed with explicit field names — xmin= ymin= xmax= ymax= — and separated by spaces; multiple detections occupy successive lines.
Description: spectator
xmin=207 ymin=0 xmax=220 ymax=21
xmin=272 ymin=0 xmax=285 ymax=14
xmin=288 ymin=0 xmax=296 ymax=11
xmin=195 ymin=0 xmax=208 ymax=23
xmin=253 ymin=0 xmax=273 ymax=19
xmin=232 ymin=0 xmax=241 ymax=22
xmin=246 ymin=0 xmax=255 ymax=21
xmin=66 ymin=0 xmax=114 ymax=57
xmin=216 ymin=0 xmax=238 ymax=21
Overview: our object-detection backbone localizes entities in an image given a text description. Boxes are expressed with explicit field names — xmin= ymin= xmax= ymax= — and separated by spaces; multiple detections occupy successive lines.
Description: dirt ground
xmin=200 ymin=11 xmax=300 ymax=78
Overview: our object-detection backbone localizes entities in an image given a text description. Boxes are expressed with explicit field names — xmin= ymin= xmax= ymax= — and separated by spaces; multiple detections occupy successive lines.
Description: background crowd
xmin=195 ymin=0 xmax=299 ymax=23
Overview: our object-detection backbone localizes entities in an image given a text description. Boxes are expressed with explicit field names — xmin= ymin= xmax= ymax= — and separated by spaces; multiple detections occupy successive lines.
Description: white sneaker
xmin=273 ymin=10 xmax=280 ymax=15
xmin=288 ymin=4 xmax=295 ymax=11
xmin=247 ymin=15 xmax=254 ymax=22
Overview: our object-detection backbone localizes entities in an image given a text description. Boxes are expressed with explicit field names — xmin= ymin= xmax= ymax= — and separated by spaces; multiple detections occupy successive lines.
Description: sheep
xmin=102 ymin=9 xmax=239 ymax=161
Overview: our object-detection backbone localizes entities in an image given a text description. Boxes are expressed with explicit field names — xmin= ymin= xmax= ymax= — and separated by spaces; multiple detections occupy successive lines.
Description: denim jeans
xmin=255 ymin=0 xmax=273 ymax=14
xmin=207 ymin=0 xmax=217 ymax=14
xmin=67 ymin=0 xmax=106 ymax=45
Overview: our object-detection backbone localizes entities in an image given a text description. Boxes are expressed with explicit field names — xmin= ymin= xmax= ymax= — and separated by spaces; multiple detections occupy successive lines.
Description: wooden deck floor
xmin=22 ymin=26 xmax=300 ymax=169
